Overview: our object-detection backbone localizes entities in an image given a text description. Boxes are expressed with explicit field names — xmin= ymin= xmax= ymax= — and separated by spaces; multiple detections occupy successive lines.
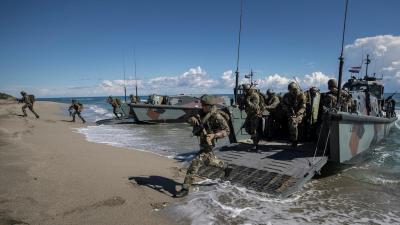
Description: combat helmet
xmin=288 ymin=82 xmax=299 ymax=91
xmin=266 ymin=89 xmax=274 ymax=96
xmin=20 ymin=91 xmax=26 ymax=95
xmin=328 ymin=79 xmax=338 ymax=89
xmin=242 ymin=84 xmax=251 ymax=91
xmin=200 ymin=94 xmax=215 ymax=105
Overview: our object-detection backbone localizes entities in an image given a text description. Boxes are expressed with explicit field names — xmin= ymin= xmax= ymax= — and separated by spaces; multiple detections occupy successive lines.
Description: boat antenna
xmin=365 ymin=54 xmax=371 ymax=78
xmin=336 ymin=0 xmax=349 ymax=108
xmin=123 ymin=52 xmax=127 ymax=102
xmin=234 ymin=0 xmax=244 ymax=105
xmin=134 ymin=48 xmax=138 ymax=99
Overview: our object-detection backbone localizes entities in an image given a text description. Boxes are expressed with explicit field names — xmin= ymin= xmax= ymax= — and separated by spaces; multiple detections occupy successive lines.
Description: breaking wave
xmin=74 ymin=123 xmax=201 ymax=158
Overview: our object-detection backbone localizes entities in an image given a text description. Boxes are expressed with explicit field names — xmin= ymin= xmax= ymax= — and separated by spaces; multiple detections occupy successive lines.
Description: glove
xmin=206 ymin=133 xmax=215 ymax=145
xmin=188 ymin=116 xmax=200 ymax=126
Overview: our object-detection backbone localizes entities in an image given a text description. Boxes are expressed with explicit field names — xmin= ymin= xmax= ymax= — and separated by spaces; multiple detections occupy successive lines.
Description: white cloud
xmin=251 ymin=72 xmax=333 ymax=92
xmin=345 ymin=35 xmax=400 ymax=88
xmin=301 ymin=72 xmax=332 ymax=90
xmin=221 ymin=70 xmax=235 ymax=88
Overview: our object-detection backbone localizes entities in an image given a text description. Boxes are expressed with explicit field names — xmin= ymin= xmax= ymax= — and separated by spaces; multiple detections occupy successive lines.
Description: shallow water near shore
xmin=42 ymin=97 xmax=400 ymax=225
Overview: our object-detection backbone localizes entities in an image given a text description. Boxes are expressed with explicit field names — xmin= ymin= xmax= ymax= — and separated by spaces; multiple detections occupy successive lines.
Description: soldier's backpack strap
xmin=29 ymin=94 xmax=35 ymax=103
xmin=217 ymin=109 xmax=230 ymax=122
xmin=115 ymin=98 xmax=122 ymax=106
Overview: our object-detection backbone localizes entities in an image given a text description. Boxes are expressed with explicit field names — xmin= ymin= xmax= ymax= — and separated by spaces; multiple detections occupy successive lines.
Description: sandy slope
xmin=0 ymin=100 xmax=185 ymax=225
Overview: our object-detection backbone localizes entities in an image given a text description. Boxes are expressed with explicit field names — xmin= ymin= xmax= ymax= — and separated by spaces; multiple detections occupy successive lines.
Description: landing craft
xmin=196 ymin=0 xmax=398 ymax=197
xmin=96 ymin=94 xmax=230 ymax=125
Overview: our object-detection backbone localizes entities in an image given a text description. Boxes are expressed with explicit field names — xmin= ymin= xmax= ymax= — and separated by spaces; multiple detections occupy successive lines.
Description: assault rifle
xmin=190 ymin=115 xmax=213 ymax=147
xmin=385 ymin=92 xmax=397 ymax=101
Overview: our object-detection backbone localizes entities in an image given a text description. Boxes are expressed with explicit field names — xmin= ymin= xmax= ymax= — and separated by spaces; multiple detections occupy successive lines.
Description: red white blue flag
xmin=349 ymin=66 xmax=361 ymax=73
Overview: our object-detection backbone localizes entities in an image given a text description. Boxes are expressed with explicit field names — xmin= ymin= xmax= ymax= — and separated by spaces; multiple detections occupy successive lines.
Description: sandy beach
xmin=0 ymin=100 xmax=183 ymax=225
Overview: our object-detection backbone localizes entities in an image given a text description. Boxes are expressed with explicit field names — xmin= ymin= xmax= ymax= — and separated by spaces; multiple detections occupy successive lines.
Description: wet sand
xmin=0 ymin=100 xmax=184 ymax=225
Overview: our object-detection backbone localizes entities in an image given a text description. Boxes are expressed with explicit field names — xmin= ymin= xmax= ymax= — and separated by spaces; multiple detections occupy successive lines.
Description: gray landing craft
xmin=197 ymin=73 xmax=397 ymax=197
xmin=195 ymin=2 xmax=398 ymax=197
xmin=96 ymin=94 xmax=230 ymax=125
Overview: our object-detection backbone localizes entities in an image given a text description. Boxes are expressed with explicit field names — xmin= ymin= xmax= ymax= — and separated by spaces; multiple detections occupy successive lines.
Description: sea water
xmin=40 ymin=95 xmax=400 ymax=225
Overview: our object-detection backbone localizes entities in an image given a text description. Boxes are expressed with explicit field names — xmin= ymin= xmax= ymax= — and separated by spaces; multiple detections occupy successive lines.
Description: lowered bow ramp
xmin=197 ymin=142 xmax=328 ymax=197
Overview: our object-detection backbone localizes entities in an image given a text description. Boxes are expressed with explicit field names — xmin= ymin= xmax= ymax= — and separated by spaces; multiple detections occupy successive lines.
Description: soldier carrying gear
xmin=68 ymin=99 xmax=86 ymax=123
xmin=265 ymin=89 xmax=280 ymax=112
xmin=175 ymin=95 xmax=232 ymax=198
xmin=322 ymin=78 xmax=353 ymax=112
xmin=281 ymin=82 xmax=306 ymax=148
xmin=129 ymin=94 xmax=140 ymax=104
xmin=264 ymin=89 xmax=281 ymax=139
xmin=107 ymin=96 xmax=124 ymax=119
xmin=242 ymin=85 xmax=265 ymax=148
xmin=19 ymin=91 xmax=39 ymax=118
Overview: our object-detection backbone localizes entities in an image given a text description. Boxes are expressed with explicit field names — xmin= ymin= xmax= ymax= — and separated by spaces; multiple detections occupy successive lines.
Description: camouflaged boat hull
xmin=128 ymin=104 xmax=201 ymax=123
xmin=329 ymin=112 xmax=397 ymax=164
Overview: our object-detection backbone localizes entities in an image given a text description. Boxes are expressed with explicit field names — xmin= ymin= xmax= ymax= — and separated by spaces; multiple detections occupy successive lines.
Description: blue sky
xmin=1 ymin=0 xmax=400 ymax=97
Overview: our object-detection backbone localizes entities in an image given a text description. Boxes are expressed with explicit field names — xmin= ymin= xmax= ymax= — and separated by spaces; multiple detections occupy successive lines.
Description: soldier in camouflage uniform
xmin=68 ymin=100 xmax=86 ymax=123
xmin=265 ymin=89 xmax=280 ymax=114
xmin=281 ymin=82 xmax=306 ymax=148
xmin=265 ymin=89 xmax=281 ymax=139
xmin=322 ymin=79 xmax=353 ymax=112
xmin=242 ymin=84 xmax=264 ymax=147
xmin=19 ymin=91 xmax=40 ymax=118
xmin=129 ymin=94 xmax=139 ymax=104
xmin=175 ymin=95 xmax=231 ymax=198
xmin=107 ymin=96 xmax=123 ymax=119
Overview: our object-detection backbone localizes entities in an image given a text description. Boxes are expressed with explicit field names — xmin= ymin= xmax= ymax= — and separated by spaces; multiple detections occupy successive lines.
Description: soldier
xmin=175 ymin=95 xmax=231 ymax=198
xmin=129 ymin=94 xmax=140 ymax=104
xmin=242 ymin=84 xmax=265 ymax=148
xmin=107 ymin=96 xmax=123 ymax=119
xmin=19 ymin=91 xmax=39 ymax=118
xmin=281 ymin=82 xmax=306 ymax=148
xmin=264 ymin=89 xmax=280 ymax=138
xmin=322 ymin=79 xmax=353 ymax=112
xmin=265 ymin=89 xmax=280 ymax=113
xmin=68 ymin=100 xmax=86 ymax=123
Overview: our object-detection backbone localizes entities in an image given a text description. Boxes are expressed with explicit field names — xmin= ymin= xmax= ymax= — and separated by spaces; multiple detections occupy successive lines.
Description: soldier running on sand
xmin=281 ymin=82 xmax=306 ymax=148
xmin=68 ymin=100 xmax=86 ymax=123
xmin=19 ymin=91 xmax=39 ymax=118
xmin=175 ymin=95 xmax=232 ymax=198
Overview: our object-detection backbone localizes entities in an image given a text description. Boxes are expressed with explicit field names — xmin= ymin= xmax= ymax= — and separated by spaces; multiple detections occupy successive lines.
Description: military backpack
xmin=28 ymin=94 xmax=35 ymax=103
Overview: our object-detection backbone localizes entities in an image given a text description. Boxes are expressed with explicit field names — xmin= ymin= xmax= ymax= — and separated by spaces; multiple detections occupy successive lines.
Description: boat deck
xmin=197 ymin=141 xmax=328 ymax=197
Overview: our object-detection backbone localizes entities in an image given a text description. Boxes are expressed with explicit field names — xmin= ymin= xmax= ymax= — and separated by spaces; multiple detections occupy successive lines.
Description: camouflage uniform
xmin=265 ymin=90 xmax=280 ymax=114
xmin=68 ymin=100 xmax=86 ymax=123
xmin=322 ymin=79 xmax=353 ymax=112
xmin=107 ymin=96 xmax=123 ymax=119
xmin=281 ymin=82 xmax=306 ymax=147
xmin=265 ymin=89 xmax=280 ymax=138
xmin=178 ymin=95 xmax=230 ymax=196
xmin=20 ymin=91 xmax=39 ymax=118
xmin=243 ymin=85 xmax=264 ymax=146
xmin=129 ymin=94 xmax=139 ymax=104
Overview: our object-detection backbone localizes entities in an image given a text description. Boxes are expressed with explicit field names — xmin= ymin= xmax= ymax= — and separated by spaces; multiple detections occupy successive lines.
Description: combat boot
xmin=174 ymin=188 xmax=189 ymax=198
